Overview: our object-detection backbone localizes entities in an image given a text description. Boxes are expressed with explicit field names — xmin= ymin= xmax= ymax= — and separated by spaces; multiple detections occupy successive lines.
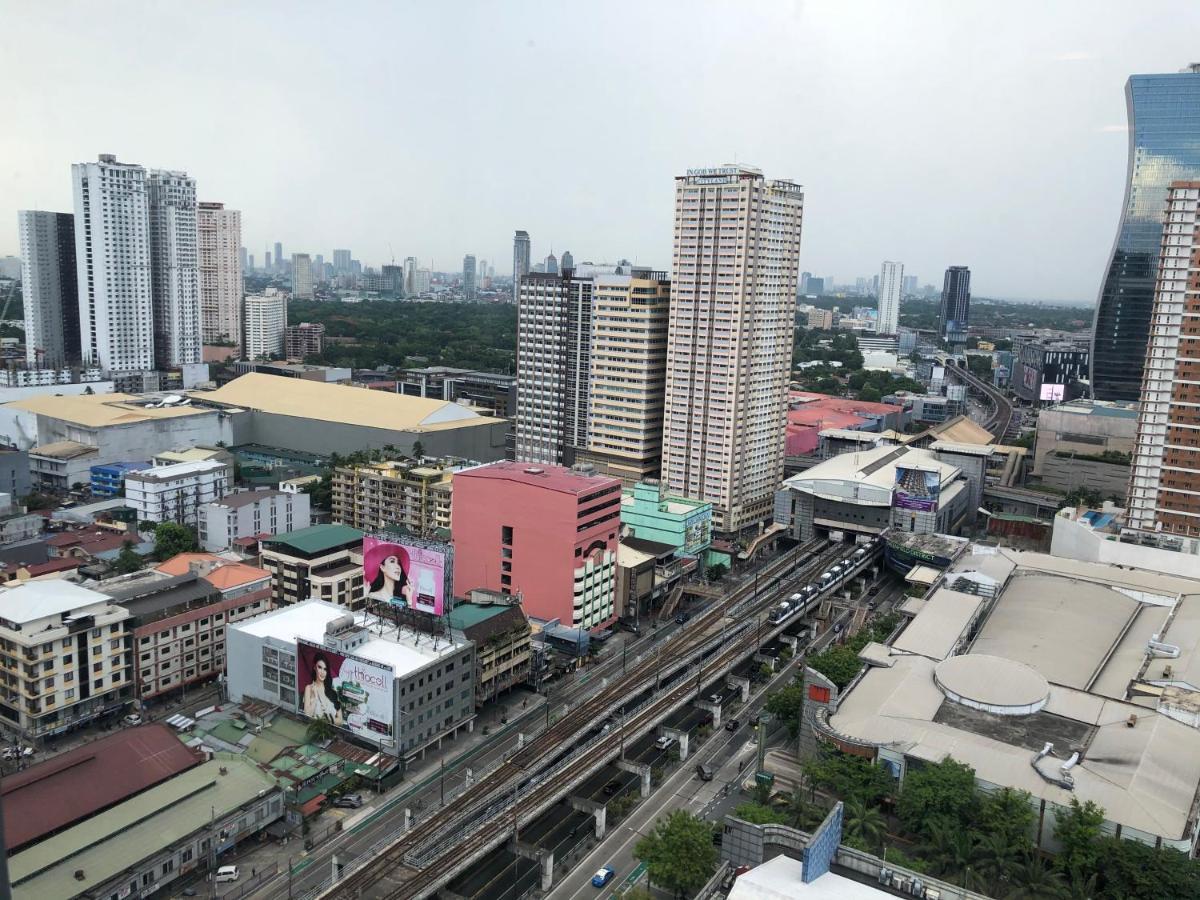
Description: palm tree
xmin=1004 ymin=856 xmax=1068 ymax=899
xmin=1065 ymin=864 xmax=1098 ymax=900
xmin=973 ymin=831 xmax=1023 ymax=894
xmin=306 ymin=719 xmax=337 ymax=744
xmin=927 ymin=822 xmax=975 ymax=884
xmin=843 ymin=799 xmax=886 ymax=852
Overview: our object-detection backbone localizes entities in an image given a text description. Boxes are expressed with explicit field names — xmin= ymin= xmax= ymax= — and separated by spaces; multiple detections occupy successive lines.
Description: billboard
xmin=1040 ymin=382 xmax=1066 ymax=402
xmin=893 ymin=465 xmax=940 ymax=513
xmin=363 ymin=535 xmax=448 ymax=616
xmin=296 ymin=640 xmax=394 ymax=746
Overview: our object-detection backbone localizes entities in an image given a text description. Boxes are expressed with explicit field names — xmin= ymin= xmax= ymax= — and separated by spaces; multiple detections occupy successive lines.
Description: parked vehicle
xmin=332 ymin=794 xmax=363 ymax=809
xmin=592 ymin=865 xmax=616 ymax=888
xmin=123 ymin=713 xmax=143 ymax=726
xmin=215 ymin=866 xmax=240 ymax=883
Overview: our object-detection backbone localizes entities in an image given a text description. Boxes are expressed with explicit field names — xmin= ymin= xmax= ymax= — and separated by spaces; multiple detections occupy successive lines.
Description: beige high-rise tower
xmin=662 ymin=165 xmax=803 ymax=532
xmin=197 ymin=202 xmax=243 ymax=347
xmin=579 ymin=269 xmax=671 ymax=486
xmin=1128 ymin=180 xmax=1200 ymax=540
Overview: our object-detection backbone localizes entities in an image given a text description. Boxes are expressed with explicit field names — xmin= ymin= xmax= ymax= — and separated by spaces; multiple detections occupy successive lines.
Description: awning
xmin=299 ymin=795 xmax=326 ymax=817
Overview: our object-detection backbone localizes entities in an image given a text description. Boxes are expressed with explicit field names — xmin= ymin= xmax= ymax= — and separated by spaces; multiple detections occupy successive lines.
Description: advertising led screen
xmin=296 ymin=640 xmax=394 ymax=746
xmin=893 ymin=466 xmax=941 ymax=513
xmin=363 ymin=536 xmax=447 ymax=616
xmin=1039 ymin=383 xmax=1066 ymax=402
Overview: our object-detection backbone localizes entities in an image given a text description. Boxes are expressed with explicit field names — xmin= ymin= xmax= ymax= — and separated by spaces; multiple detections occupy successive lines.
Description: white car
xmin=3 ymin=746 xmax=32 ymax=760
xmin=123 ymin=713 xmax=143 ymax=726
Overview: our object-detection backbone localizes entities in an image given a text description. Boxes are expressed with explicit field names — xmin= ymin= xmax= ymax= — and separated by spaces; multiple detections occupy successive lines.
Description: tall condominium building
xmin=333 ymin=248 xmax=352 ymax=274
xmin=197 ymin=201 xmax=243 ymax=347
xmin=938 ymin=266 xmax=971 ymax=344
xmin=314 ymin=254 xmax=325 ymax=283
xmin=264 ymin=250 xmax=272 ymax=272
xmin=72 ymin=155 xmax=155 ymax=371
xmin=514 ymin=271 xmax=593 ymax=465
xmin=577 ymin=269 xmax=671 ymax=485
xmin=273 ymin=241 xmax=284 ymax=273
xmin=561 ymin=250 xmax=574 ymax=272
xmin=463 ymin=254 xmax=477 ymax=298
xmin=381 ymin=264 xmax=403 ymax=295
xmin=243 ymin=288 xmax=288 ymax=360
xmin=545 ymin=252 xmax=559 ymax=275
xmin=876 ymin=260 xmax=903 ymax=335
xmin=1093 ymin=66 xmax=1200 ymax=402
xmin=147 ymin=168 xmax=200 ymax=368
xmin=661 ymin=165 xmax=803 ymax=532
xmin=403 ymin=256 xmax=418 ymax=296
xmin=17 ymin=210 xmax=80 ymax=366
xmin=512 ymin=230 xmax=530 ymax=289
xmin=1128 ymin=182 xmax=1200 ymax=539
xmin=291 ymin=253 xmax=313 ymax=300
xmin=902 ymin=274 xmax=918 ymax=295
xmin=284 ymin=322 xmax=325 ymax=360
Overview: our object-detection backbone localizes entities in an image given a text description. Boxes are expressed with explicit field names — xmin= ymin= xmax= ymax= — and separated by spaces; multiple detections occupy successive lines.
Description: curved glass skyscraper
xmin=1092 ymin=67 xmax=1200 ymax=402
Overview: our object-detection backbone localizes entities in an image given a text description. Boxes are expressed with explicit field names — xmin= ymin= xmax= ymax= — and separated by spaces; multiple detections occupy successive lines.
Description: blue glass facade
xmin=1092 ymin=69 xmax=1200 ymax=402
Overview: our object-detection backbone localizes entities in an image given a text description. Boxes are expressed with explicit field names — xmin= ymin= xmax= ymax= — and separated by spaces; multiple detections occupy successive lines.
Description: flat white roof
xmin=891 ymin=588 xmax=983 ymax=661
xmin=729 ymin=855 xmax=888 ymax=899
xmin=0 ymin=580 xmax=116 ymax=624
xmin=127 ymin=459 xmax=226 ymax=481
xmin=234 ymin=599 xmax=464 ymax=676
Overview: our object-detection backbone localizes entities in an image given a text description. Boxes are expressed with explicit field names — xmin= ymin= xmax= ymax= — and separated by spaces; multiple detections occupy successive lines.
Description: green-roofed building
xmin=261 ymin=523 xmax=365 ymax=609
xmin=9 ymin=757 xmax=283 ymax=900
xmin=448 ymin=596 xmax=532 ymax=707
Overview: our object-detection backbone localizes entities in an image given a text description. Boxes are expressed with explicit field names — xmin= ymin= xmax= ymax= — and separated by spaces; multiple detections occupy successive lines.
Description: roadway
xmin=549 ymin=574 xmax=907 ymax=900
xmin=948 ymin=363 xmax=1015 ymax=441
xmin=322 ymin=539 xmax=862 ymax=898
xmin=243 ymin=546 xmax=815 ymax=900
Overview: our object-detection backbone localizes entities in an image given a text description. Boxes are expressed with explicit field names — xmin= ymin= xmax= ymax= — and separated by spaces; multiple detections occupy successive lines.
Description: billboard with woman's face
xmin=363 ymin=536 xmax=447 ymax=616
xmin=295 ymin=640 xmax=394 ymax=746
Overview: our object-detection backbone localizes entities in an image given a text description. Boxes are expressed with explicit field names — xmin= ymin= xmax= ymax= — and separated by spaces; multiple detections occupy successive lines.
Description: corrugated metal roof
xmin=10 ymin=757 xmax=275 ymax=899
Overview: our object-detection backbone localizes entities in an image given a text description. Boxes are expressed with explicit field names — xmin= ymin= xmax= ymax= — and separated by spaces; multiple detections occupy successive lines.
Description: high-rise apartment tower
xmin=938 ymin=266 xmax=971 ymax=344
xmin=72 ymin=155 xmax=155 ymax=371
xmin=291 ymin=253 xmax=313 ymax=300
xmin=1128 ymin=182 xmax=1200 ymax=538
xmin=661 ymin=165 xmax=803 ymax=532
xmin=147 ymin=168 xmax=200 ymax=368
xmin=513 ymin=231 xmax=531 ymax=292
xmin=463 ymin=254 xmax=477 ymax=299
xmin=17 ymin=210 xmax=80 ymax=366
xmin=197 ymin=202 xmax=243 ymax=347
xmin=1093 ymin=66 xmax=1200 ymax=402
xmin=877 ymin=261 xmax=903 ymax=335
xmin=514 ymin=271 xmax=593 ymax=465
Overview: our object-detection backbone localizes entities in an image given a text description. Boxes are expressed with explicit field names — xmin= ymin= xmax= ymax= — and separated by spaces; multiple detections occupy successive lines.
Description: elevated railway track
xmin=320 ymin=537 xmax=883 ymax=899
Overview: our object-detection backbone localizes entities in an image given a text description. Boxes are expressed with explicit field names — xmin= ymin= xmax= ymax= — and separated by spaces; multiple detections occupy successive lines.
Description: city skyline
xmin=5 ymin=3 xmax=1200 ymax=301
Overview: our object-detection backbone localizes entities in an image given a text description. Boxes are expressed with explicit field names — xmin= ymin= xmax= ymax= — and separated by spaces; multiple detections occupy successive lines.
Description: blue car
xmin=591 ymin=865 xmax=615 ymax=888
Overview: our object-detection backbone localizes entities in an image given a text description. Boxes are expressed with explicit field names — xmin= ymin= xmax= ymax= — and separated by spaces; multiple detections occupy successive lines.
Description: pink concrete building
xmin=452 ymin=461 xmax=622 ymax=630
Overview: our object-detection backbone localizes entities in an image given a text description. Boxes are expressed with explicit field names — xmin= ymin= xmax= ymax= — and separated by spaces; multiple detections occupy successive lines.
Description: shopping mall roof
xmin=196 ymin=373 xmax=503 ymax=432
xmin=233 ymin=599 xmax=466 ymax=676
xmin=827 ymin=545 xmax=1200 ymax=845
xmin=781 ymin=444 xmax=961 ymax=504
xmin=9 ymin=757 xmax=277 ymax=900
xmin=1 ymin=724 xmax=201 ymax=852
xmin=4 ymin=392 xmax=214 ymax=428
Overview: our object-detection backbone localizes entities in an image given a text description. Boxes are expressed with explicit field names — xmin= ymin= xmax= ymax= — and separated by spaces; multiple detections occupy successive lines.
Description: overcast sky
xmin=3 ymin=1 xmax=1200 ymax=302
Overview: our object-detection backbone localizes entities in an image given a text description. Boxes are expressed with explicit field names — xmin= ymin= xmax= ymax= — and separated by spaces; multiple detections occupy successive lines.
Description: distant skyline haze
xmin=3 ymin=1 xmax=1200 ymax=301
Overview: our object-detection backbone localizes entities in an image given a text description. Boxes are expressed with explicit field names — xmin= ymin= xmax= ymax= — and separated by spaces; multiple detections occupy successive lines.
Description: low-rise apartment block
xmin=105 ymin=563 xmax=270 ymax=702
xmin=260 ymin=523 xmax=364 ymax=609
xmin=125 ymin=459 xmax=232 ymax=526
xmin=448 ymin=594 xmax=532 ymax=707
xmin=331 ymin=458 xmax=461 ymax=537
xmin=198 ymin=488 xmax=311 ymax=551
xmin=0 ymin=581 xmax=133 ymax=741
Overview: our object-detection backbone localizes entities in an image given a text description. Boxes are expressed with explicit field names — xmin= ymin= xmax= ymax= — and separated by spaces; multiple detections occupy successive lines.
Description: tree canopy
xmin=153 ymin=522 xmax=198 ymax=560
xmin=634 ymin=810 xmax=718 ymax=896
